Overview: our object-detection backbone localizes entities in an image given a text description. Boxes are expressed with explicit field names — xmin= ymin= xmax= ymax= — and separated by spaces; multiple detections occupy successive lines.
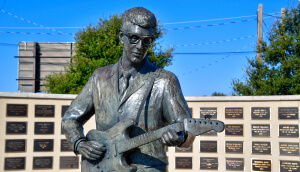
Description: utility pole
xmin=257 ymin=4 xmax=263 ymax=61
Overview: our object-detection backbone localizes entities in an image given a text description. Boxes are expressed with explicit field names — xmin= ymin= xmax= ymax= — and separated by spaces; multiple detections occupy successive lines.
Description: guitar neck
xmin=116 ymin=123 xmax=183 ymax=154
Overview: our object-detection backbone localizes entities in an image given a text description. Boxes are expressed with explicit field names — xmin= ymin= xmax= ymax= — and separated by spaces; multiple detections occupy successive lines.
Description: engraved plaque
xmin=252 ymin=159 xmax=271 ymax=171
xmin=280 ymin=160 xmax=300 ymax=172
xmin=175 ymin=145 xmax=192 ymax=152
xmin=252 ymin=124 xmax=270 ymax=137
xmin=200 ymin=157 xmax=218 ymax=170
xmin=5 ymin=157 xmax=26 ymax=170
xmin=225 ymin=108 xmax=243 ymax=119
xmin=201 ymin=130 xmax=217 ymax=136
xmin=35 ymin=105 xmax=55 ymax=117
xmin=35 ymin=122 xmax=54 ymax=134
xmin=279 ymin=125 xmax=299 ymax=137
xmin=5 ymin=139 xmax=26 ymax=152
xmin=6 ymin=122 xmax=27 ymax=134
xmin=34 ymin=139 xmax=53 ymax=152
xmin=200 ymin=107 xmax=217 ymax=119
xmin=33 ymin=157 xmax=53 ymax=169
xmin=226 ymin=158 xmax=244 ymax=171
xmin=251 ymin=107 xmax=270 ymax=119
xmin=279 ymin=142 xmax=299 ymax=155
xmin=175 ymin=157 xmax=192 ymax=169
xmin=226 ymin=141 xmax=243 ymax=153
xmin=7 ymin=104 xmax=27 ymax=117
xmin=200 ymin=141 xmax=217 ymax=153
xmin=252 ymin=142 xmax=271 ymax=154
xmin=225 ymin=124 xmax=243 ymax=136
xmin=60 ymin=156 xmax=79 ymax=169
xmin=61 ymin=105 xmax=69 ymax=117
xmin=61 ymin=139 xmax=72 ymax=152
xmin=279 ymin=107 xmax=299 ymax=119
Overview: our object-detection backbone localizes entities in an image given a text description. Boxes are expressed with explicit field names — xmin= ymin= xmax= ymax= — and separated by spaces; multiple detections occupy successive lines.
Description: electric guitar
xmin=86 ymin=118 xmax=224 ymax=172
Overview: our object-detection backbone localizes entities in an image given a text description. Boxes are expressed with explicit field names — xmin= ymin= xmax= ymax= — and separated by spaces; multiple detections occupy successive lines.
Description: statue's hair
xmin=121 ymin=7 xmax=156 ymax=30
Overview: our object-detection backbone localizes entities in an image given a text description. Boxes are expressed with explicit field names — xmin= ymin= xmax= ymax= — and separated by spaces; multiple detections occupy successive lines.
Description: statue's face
xmin=121 ymin=23 xmax=154 ymax=64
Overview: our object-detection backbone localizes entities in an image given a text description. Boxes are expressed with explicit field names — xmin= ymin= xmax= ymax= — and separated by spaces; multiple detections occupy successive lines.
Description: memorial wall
xmin=0 ymin=92 xmax=299 ymax=171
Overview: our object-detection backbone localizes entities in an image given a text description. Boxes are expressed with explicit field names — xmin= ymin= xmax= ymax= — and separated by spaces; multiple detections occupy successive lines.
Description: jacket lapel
xmin=118 ymin=60 xmax=152 ymax=108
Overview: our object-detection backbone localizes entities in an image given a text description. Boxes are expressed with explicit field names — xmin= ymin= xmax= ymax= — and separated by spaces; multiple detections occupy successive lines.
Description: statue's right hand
xmin=77 ymin=141 xmax=106 ymax=160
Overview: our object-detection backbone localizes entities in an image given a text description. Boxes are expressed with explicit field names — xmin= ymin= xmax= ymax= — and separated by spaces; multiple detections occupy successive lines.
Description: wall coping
xmin=1 ymin=92 xmax=300 ymax=102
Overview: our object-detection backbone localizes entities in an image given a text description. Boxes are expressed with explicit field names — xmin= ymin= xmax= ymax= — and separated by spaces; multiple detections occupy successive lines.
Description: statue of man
xmin=62 ymin=7 xmax=194 ymax=172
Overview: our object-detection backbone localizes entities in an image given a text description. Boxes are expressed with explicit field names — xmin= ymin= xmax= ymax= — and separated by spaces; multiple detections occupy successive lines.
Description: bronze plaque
xmin=225 ymin=108 xmax=243 ymax=119
xmin=201 ymin=130 xmax=217 ymax=136
xmin=5 ymin=139 xmax=26 ymax=152
xmin=61 ymin=139 xmax=72 ymax=152
xmin=280 ymin=160 xmax=300 ymax=172
xmin=279 ymin=107 xmax=299 ymax=119
xmin=175 ymin=157 xmax=192 ymax=169
xmin=225 ymin=141 xmax=243 ymax=153
xmin=35 ymin=105 xmax=55 ymax=117
xmin=252 ymin=124 xmax=270 ymax=137
xmin=226 ymin=158 xmax=244 ymax=171
xmin=200 ymin=141 xmax=217 ymax=153
xmin=279 ymin=142 xmax=299 ymax=156
xmin=252 ymin=159 xmax=271 ymax=171
xmin=6 ymin=122 xmax=27 ymax=134
xmin=33 ymin=157 xmax=53 ymax=169
xmin=252 ymin=142 xmax=271 ymax=154
xmin=200 ymin=157 xmax=218 ymax=170
xmin=251 ymin=107 xmax=270 ymax=120
xmin=5 ymin=157 xmax=26 ymax=170
xmin=34 ymin=139 xmax=53 ymax=152
xmin=175 ymin=145 xmax=192 ymax=152
xmin=6 ymin=104 xmax=27 ymax=117
xmin=60 ymin=156 xmax=79 ymax=169
xmin=225 ymin=124 xmax=243 ymax=136
xmin=34 ymin=122 xmax=54 ymax=134
xmin=200 ymin=107 xmax=217 ymax=119
xmin=279 ymin=125 xmax=299 ymax=137
xmin=61 ymin=105 xmax=69 ymax=117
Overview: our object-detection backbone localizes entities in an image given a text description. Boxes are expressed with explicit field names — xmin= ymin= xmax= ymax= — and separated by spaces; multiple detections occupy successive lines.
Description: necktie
xmin=119 ymin=72 xmax=131 ymax=100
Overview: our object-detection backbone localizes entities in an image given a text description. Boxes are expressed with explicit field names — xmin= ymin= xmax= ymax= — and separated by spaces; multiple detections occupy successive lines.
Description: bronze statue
xmin=62 ymin=7 xmax=224 ymax=172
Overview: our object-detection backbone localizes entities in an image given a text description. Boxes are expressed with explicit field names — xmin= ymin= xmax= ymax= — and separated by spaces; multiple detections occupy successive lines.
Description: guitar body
xmin=83 ymin=119 xmax=137 ymax=172
xmin=82 ymin=118 xmax=224 ymax=172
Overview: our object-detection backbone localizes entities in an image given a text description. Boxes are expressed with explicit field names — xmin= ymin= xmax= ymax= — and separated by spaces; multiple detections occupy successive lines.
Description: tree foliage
xmin=211 ymin=92 xmax=227 ymax=96
xmin=232 ymin=5 xmax=300 ymax=95
xmin=44 ymin=14 xmax=174 ymax=94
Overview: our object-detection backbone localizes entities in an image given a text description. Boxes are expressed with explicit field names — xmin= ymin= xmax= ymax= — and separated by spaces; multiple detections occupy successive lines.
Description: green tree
xmin=232 ymin=5 xmax=300 ymax=95
xmin=44 ymin=14 xmax=174 ymax=94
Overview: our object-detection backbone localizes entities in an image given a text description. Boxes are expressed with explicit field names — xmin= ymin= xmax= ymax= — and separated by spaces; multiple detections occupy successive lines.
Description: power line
xmin=167 ymin=18 xmax=256 ymax=31
xmin=163 ymin=12 xmax=280 ymax=25
xmin=0 ymin=27 xmax=85 ymax=29
xmin=179 ymin=42 xmax=256 ymax=77
xmin=0 ymin=31 xmax=75 ymax=35
xmin=172 ymin=51 xmax=255 ymax=55
xmin=0 ymin=9 xmax=72 ymax=35
xmin=171 ymin=34 xmax=256 ymax=47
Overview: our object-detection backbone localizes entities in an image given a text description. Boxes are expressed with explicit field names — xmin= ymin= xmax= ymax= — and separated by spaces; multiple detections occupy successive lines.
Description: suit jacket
xmin=62 ymin=58 xmax=193 ymax=170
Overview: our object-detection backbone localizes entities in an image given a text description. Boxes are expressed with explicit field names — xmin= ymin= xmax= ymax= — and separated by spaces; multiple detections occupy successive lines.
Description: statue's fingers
xmin=163 ymin=132 xmax=172 ymax=146
xmin=90 ymin=141 xmax=106 ymax=152
xmin=79 ymin=148 xmax=96 ymax=160
xmin=88 ymin=152 xmax=101 ymax=159
xmin=89 ymin=148 xmax=105 ymax=156
xmin=161 ymin=135 xmax=166 ymax=145
xmin=167 ymin=130 xmax=178 ymax=145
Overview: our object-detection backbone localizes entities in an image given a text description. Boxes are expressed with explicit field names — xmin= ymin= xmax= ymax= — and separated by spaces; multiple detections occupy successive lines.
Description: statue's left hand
xmin=161 ymin=129 xmax=185 ymax=146
xmin=77 ymin=141 xmax=106 ymax=160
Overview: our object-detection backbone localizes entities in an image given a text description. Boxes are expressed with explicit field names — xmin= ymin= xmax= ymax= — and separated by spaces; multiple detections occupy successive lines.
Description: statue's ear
xmin=119 ymin=30 xmax=124 ymax=44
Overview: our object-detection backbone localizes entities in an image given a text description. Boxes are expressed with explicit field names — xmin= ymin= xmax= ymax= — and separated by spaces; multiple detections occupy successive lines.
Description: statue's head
xmin=119 ymin=7 xmax=157 ymax=65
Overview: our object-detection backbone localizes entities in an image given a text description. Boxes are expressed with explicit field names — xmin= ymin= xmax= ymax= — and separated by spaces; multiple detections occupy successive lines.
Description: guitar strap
xmin=134 ymin=68 xmax=161 ymax=126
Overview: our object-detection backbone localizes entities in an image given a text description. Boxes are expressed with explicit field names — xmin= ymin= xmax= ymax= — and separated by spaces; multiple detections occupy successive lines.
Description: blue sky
xmin=0 ymin=0 xmax=293 ymax=96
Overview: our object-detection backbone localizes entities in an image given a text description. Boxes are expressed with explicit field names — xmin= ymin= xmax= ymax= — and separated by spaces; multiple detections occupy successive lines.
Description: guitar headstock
xmin=183 ymin=118 xmax=224 ymax=136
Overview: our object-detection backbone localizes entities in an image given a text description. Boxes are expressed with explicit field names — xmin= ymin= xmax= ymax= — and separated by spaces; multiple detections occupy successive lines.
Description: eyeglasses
xmin=124 ymin=33 xmax=155 ymax=46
